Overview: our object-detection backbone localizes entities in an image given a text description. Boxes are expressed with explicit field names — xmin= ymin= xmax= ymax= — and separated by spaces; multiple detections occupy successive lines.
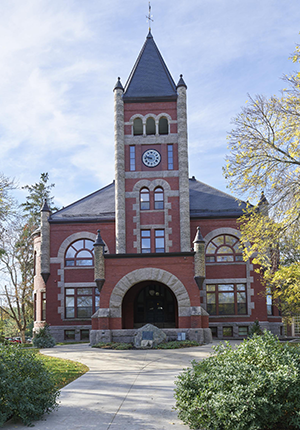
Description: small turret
xmin=193 ymin=226 xmax=205 ymax=289
xmin=40 ymin=199 xmax=51 ymax=284
xmin=258 ymin=191 xmax=269 ymax=216
xmin=93 ymin=230 xmax=105 ymax=292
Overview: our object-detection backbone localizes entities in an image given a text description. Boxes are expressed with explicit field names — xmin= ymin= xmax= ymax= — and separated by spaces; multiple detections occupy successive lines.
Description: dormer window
xmin=146 ymin=117 xmax=155 ymax=135
xmin=159 ymin=117 xmax=168 ymax=135
xmin=133 ymin=118 xmax=143 ymax=136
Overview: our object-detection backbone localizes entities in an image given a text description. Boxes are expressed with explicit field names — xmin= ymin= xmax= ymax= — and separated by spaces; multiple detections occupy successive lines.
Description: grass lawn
xmin=31 ymin=349 xmax=89 ymax=389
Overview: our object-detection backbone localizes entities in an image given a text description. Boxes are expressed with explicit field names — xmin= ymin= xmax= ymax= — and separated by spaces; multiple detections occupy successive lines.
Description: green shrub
xmin=175 ymin=331 xmax=300 ymax=430
xmin=92 ymin=341 xmax=133 ymax=350
xmin=0 ymin=344 xmax=59 ymax=426
xmin=33 ymin=324 xmax=56 ymax=348
xmin=248 ymin=318 xmax=263 ymax=337
xmin=155 ymin=340 xmax=199 ymax=349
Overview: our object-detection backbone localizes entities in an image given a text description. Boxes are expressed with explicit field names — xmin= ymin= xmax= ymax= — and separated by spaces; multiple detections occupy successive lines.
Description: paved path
xmin=4 ymin=341 xmax=234 ymax=430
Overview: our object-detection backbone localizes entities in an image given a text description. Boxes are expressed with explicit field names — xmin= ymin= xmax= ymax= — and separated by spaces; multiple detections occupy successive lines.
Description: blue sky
xmin=1 ymin=0 xmax=299 ymax=208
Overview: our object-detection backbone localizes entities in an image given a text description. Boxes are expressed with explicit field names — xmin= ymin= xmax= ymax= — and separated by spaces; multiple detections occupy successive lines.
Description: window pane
xmin=78 ymin=288 xmax=93 ymax=295
xmin=168 ymin=145 xmax=173 ymax=170
xmin=66 ymin=297 xmax=74 ymax=306
xmin=66 ymin=308 xmax=74 ymax=318
xmin=217 ymin=255 xmax=234 ymax=262
xmin=237 ymin=303 xmax=247 ymax=314
xmin=223 ymin=327 xmax=233 ymax=337
xmin=141 ymin=230 xmax=150 ymax=237
xmin=73 ymin=240 xmax=84 ymax=250
xmin=236 ymin=255 xmax=244 ymax=261
xmin=225 ymin=235 xmax=237 ymax=246
xmin=218 ymin=285 xmax=234 ymax=291
xmin=237 ymin=284 xmax=246 ymax=291
xmin=237 ymin=292 xmax=246 ymax=303
xmin=65 ymin=330 xmax=75 ymax=340
xmin=146 ymin=117 xmax=155 ymax=135
xmin=238 ymin=326 xmax=248 ymax=336
xmin=207 ymin=304 xmax=216 ymax=315
xmin=206 ymin=256 xmax=215 ymax=262
xmin=155 ymin=230 xmax=164 ymax=236
xmin=66 ymin=247 xmax=76 ymax=258
xmin=207 ymin=243 xmax=217 ymax=254
xmin=66 ymin=289 xmax=75 ymax=295
xmin=78 ymin=297 xmax=93 ymax=307
xmin=77 ymin=259 xmax=93 ymax=266
xmin=206 ymin=285 xmax=216 ymax=291
xmin=85 ymin=240 xmax=94 ymax=250
xmin=159 ymin=117 xmax=168 ymax=135
xmin=207 ymin=293 xmax=216 ymax=303
xmin=219 ymin=292 xmax=234 ymax=303
xmin=234 ymin=242 xmax=242 ymax=252
xmin=219 ymin=303 xmax=235 ymax=315
xmin=130 ymin=146 xmax=135 ymax=171
xmin=218 ymin=246 xmax=233 ymax=254
xmin=133 ymin=118 xmax=143 ymax=135
xmin=65 ymin=260 xmax=75 ymax=266
xmin=213 ymin=236 xmax=224 ymax=246
xmin=77 ymin=250 xmax=92 ymax=258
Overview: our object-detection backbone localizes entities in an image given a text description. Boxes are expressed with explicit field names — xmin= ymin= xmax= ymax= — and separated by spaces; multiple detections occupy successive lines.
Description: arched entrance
xmin=122 ymin=281 xmax=178 ymax=329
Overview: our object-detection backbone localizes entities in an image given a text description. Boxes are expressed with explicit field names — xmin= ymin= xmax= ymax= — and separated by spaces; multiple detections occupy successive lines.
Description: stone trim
xmin=126 ymin=112 xmax=176 ymax=137
xmin=203 ymin=227 xmax=254 ymax=315
xmin=124 ymin=134 xmax=178 ymax=145
xmin=129 ymin=179 xmax=173 ymax=253
xmin=109 ymin=268 xmax=191 ymax=318
xmin=125 ymin=170 xmax=179 ymax=179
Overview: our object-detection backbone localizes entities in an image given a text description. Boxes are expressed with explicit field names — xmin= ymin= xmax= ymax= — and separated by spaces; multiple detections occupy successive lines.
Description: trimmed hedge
xmin=0 ymin=344 xmax=59 ymax=426
xmin=175 ymin=331 xmax=300 ymax=430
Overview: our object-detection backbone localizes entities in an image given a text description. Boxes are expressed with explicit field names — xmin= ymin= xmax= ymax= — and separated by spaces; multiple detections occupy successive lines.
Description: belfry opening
xmin=122 ymin=281 xmax=178 ymax=329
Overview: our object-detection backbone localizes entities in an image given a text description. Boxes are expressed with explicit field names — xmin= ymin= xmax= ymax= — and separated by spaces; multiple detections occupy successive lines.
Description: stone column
xmin=93 ymin=230 xmax=105 ymax=292
xmin=193 ymin=226 xmax=206 ymax=289
xmin=114 ymin=77 xmax=126 ymax=253
xmin=40 ymin=199 xmax=51 ymax=284
xmin=177 ymin=75 xmax=191 ymax=252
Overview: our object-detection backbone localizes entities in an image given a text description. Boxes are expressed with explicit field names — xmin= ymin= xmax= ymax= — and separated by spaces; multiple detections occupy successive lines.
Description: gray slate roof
xmin=122 ymin=31 xmax=178 ymax=102
xmin=49 ymin=179 xmax=246 ymax=223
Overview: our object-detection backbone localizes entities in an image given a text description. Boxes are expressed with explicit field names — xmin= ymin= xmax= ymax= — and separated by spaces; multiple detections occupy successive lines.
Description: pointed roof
xmin=123 ymin=31 xmax=177 ymax=102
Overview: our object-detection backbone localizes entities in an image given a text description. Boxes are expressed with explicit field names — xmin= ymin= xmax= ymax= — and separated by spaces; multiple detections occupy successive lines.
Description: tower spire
xmin=146 ymin=2 xmax=153 ymax=32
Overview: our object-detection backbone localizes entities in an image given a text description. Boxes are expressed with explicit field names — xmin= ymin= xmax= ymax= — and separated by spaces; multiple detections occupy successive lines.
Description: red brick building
xmin=33 ymin=31 xmax=282 ymax=343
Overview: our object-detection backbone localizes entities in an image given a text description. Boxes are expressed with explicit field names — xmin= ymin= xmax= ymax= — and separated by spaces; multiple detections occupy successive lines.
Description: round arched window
xmin=133 ymin=118 xmax=143 ymax=135
xmin=65 ymin=239 xmax=94 ymax=267
xmin=206 ymin=235 xmax=243 ymax=263
xmin=146 ymin=117 xmax=155 ymax=135
xmin=159 ymin=117 xmax=168 ymax=135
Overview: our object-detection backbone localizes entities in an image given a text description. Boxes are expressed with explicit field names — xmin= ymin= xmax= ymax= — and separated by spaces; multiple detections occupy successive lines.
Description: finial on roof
xmin=94 ymin=229 xmax=105 ymax=247
xmin=193 ymin=226 xmax=205 ymax=244
xmin=258 ymin=191 xmax=268 ymax=206
xmin=113 ymin=77 xmax=124 ymax=92
xmin=146 ymin=2 xmax=153 ymax=32
xmin=177 ymin=74 xmax=187 ymax=89
xmin=41 ymin=199 xmax=51 ymax=212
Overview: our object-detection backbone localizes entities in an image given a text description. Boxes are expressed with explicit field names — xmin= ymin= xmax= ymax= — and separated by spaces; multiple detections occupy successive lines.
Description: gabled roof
xmin=49 ymin=182 xmax=115 ymax=223
xmin=189 ymin=177 xmax=247 ymax=218
xmin=123 ymin=31 xmax=178 ymax=103
xmin=50 ymin=178 xmax=247 ymax=223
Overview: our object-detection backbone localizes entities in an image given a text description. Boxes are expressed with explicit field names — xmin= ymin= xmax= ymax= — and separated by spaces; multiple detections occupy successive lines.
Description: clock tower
xmin=114 ymin=31 xmax=191 ymax=255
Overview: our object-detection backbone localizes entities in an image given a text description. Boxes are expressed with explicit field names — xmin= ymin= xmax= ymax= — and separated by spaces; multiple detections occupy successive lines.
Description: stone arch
xmin=109 ymin=268 xmax=191 ymax=318
xmin=203 ymin=227 xmax=241 ymax=245
xmin=57 ymin=231 xmax=109 ymax=260
xmin=133 ymin=178 xmax=171 ymax=192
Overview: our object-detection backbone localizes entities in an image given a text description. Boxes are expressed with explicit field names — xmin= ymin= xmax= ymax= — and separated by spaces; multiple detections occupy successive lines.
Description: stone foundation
xmin=90 ymin=327 xmax=212 ymax=346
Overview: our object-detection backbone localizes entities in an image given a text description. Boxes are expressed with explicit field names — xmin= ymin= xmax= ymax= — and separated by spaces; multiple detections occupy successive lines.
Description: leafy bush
xmin=92 ymin=342 xmax=133 ymax=350
xmin=33 ymin=324 xmax=56 ymax=348
xmin=155 ymin=340 xmax=199 ymax=349
xmin=175 ymin=331 xmax=300 ymax=430
xmin=0 ymin=344 xmax=59 ymax=426
xmin=248 ymin=318 xmax=263 ymax=337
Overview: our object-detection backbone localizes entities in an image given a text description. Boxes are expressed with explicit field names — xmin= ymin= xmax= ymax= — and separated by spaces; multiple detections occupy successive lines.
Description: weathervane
xmin=146 ymin=2 xmax=153 ymax=31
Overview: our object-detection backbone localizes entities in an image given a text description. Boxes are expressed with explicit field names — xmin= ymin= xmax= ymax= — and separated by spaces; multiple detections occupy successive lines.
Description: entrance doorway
xmin=122 ymin=281 xmax=177 ymax=329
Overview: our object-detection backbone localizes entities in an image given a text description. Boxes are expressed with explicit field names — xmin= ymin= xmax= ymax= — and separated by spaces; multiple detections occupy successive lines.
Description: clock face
xmin=142 ymin=149 xmax=161 ymax=167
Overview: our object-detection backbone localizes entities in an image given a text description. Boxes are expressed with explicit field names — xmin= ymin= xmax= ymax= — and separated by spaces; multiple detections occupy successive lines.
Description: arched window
xmin=206 ymin=235 xmax=243 ymax=263
xmin=146 ymin=117 xmax=155 ymax=135
xmin=65 ymin=239 xmax=94 ymax=267
xmin=133 ymin=118 xmax=143 ymax=135
xmin=154 ymin=187 xmax=164 ymax=209
xmin=140 ymin=188 xmax=150 ymax=210
xmin=159 ymin=117 xmax=168 ymax=135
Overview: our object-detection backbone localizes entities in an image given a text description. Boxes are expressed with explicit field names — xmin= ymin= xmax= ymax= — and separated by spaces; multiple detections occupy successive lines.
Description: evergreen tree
xmin=21 ymin=173 xmax=58 ymax=228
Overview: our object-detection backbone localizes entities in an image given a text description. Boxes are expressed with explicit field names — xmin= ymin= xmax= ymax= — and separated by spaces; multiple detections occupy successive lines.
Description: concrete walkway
xmin=3 ymin=341 xmax=234 ymax=430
